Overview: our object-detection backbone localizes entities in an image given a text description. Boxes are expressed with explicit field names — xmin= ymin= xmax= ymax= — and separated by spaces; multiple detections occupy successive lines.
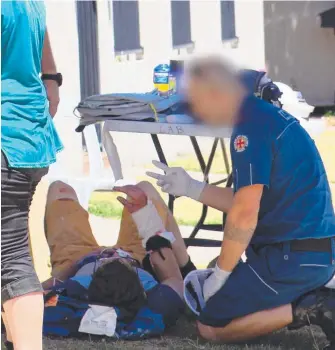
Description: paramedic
xmin=147 ymin=57 xmax=335 ymax=348
xmin=1 ymin=1 xmax=63 ymax=349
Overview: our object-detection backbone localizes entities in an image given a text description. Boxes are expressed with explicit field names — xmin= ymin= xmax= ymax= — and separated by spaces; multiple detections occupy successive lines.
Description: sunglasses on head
xmin=92 ymin=248 xmax=140 ymax=275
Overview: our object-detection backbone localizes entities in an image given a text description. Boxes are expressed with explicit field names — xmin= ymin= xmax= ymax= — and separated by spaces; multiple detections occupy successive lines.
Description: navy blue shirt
xmin=230 ymin=95 xmax=335 ymax=244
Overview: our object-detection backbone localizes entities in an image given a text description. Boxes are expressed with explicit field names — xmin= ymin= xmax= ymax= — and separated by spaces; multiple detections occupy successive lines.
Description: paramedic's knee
xmin=47 ymin=181 xmax=78 ymax=203
xmin=197 ymin=322 xmax=218 ymax=342
xmin=137 ymin=181 xmax=160 ymax=201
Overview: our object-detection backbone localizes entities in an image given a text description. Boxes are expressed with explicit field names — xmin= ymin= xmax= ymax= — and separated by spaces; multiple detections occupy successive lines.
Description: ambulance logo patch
xmin=234 ymin=135 xmax=248 ymax=152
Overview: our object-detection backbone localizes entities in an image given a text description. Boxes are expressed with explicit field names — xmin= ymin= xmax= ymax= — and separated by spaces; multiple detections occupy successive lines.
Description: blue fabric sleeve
xmin=230 ymin=129 xmax=273 ymax=191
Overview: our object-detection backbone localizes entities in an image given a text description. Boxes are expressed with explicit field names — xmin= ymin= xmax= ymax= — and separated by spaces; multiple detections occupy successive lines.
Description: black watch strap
xmin=41 ymin=73 xmax=63 ymax=87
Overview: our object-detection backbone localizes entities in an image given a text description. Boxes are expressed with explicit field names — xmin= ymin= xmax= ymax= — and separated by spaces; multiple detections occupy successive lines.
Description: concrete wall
xmin=97 ymin=0 xmax=266 ymax=94
xmin=45 ymin=1 xmax=83 ymax=176
xmin=264 ymin=1 xmax=335 ymax=106
xmin=43 ymin=0 xmax=266 ymax=173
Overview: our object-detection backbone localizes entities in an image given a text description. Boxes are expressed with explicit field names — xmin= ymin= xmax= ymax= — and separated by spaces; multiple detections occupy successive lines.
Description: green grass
xmin=88 ymin=200 xmax=123 ymax=219
xmin=89 ymin=192 xmax=124 ymax=220
xmin=3 ymin=322 xmax=326 ymax=350
xmin=324 ymin=109 xmax=335 ymax=117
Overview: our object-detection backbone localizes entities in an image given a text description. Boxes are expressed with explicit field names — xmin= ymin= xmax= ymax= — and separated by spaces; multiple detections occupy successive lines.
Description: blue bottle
xmin=153 ymin=64 xmax=170 ymax=93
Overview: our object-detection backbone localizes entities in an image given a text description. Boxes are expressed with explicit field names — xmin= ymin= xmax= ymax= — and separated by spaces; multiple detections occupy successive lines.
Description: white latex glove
xmin=146 ymin=160 xmax=206 ymax=200
xmin=203 ymin=264 xmax=231 ymax=302
xmin=131 ymin=200 xmax=166 ymax=247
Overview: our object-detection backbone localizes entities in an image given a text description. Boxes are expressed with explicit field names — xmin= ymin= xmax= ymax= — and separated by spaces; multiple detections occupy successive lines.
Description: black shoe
xmin=290 ymin=288 xmax=335 ymax=345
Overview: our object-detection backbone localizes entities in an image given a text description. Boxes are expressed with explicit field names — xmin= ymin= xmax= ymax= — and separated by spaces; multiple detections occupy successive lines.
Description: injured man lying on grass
xmin=3 ymin=181 xmax=196 ymax=347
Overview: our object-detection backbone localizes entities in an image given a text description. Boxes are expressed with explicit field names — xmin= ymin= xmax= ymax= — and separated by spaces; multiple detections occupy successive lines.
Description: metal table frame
xmin=102 ymin=120 xmax=233 ymax=247
xmin=151 ymin=134 xmax=233 ymax=247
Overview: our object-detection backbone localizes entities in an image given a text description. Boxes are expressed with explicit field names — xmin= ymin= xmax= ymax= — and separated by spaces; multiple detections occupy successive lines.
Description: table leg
xmin=222 ymin=172 xmax=234 ymax=229
xmin=220 ymin=138 xmax=231 ymax=175
xmin=151 ymin=134 xmax=233 ymax=248
xmin=188 ymin=137 xmax=219 ymax=239
xmin=150 ymin=134 xmax=175 ymax=212
xmin=211 ymin=138 xmax=231 ymax=186
xmin=189 ymin=136 xmax=208 ymax=174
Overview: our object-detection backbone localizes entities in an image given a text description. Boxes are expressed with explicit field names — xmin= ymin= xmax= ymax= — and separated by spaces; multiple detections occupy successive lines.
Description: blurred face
xmin=185 ymin=77 xmax=238 ymax=126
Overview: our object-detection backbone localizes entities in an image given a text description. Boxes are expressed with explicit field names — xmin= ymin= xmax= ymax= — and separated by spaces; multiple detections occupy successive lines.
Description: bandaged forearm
xmin=131 ymin=201 xmax=165 ymax=245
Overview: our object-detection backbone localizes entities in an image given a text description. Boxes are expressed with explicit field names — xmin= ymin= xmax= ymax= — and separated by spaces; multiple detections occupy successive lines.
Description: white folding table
xmin=102 ymin=120 xmax=233 ymax=247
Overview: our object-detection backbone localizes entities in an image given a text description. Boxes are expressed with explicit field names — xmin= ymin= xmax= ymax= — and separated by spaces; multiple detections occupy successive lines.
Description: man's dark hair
xmin=88 ymin=259 xmax=146 ymax=322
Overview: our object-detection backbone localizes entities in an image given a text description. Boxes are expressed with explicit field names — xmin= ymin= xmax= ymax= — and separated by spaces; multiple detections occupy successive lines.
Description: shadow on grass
xmin=39 ymin=316 xmax=326 ymax=350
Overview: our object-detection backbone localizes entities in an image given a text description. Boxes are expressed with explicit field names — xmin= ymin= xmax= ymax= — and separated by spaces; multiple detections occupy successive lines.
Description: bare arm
xmin=41 ymin=29 xmax=60 ymax=117
xmin=198 ymin=184 xmax=234 ymax=213
xmin=149 ymin=248 xmax=184 ymax=298
xmin=42 ymin=29 xmax=57 ymax=74
xmin=217 ymin=184 xmax=263 ymax=272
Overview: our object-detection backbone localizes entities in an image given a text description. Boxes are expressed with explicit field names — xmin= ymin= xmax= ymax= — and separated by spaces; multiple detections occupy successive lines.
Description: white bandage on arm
xmin=158 ymin=231 xmax=176 ymax=244
xmin=131 ymin=200 xmax=166 ymax=246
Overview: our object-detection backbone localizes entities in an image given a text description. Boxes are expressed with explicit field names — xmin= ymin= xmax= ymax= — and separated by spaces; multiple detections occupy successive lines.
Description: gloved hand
xmin=146 ymin=160 xmax=206 ymax=200
xmin=203 ymin=264 xmax=231 ymax=302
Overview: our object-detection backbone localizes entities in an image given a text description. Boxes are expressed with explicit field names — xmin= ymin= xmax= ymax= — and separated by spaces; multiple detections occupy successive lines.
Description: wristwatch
xmin=41 ymin=73 xmax=63 ymax=87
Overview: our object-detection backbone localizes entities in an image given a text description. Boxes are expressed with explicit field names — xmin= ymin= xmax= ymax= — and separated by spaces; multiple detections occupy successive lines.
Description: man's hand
xmin=146 ymin=160 xmax=206 ymax=200
xmin=114 ymin=185 xmax=147 ymax=213
xmin=43 ymin=79 xmax=60 ymax=118
xmin=203 ymin=264 xmax=231 ymax=302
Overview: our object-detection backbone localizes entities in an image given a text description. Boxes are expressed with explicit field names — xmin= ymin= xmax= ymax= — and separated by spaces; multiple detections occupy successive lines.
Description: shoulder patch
xmin=234 ymin=135 xmax=249 ymax=152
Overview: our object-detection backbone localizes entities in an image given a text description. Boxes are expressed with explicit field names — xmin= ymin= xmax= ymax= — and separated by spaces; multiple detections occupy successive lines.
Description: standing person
xmin=147 ymin=57 xmax=335 ymax=349
xmin=1 ymin=1 xmax=63 ymax=349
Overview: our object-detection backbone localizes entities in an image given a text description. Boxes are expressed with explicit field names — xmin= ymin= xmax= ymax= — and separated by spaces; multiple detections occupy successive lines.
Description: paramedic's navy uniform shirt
xmin=230 ymin=95 xmax=335 ymax=244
